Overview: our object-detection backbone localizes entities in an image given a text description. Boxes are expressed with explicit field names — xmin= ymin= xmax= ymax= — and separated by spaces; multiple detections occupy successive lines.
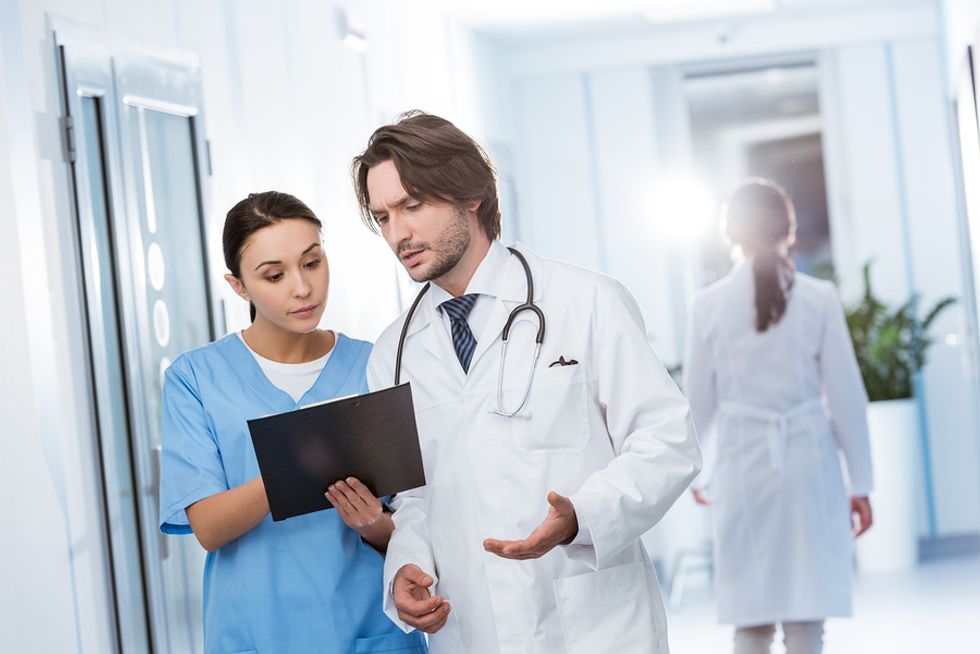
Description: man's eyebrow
xmin=370 ymin=194 xmax=415 ymax=216
xmin=254 ymin=242 xmax=321 ymax=270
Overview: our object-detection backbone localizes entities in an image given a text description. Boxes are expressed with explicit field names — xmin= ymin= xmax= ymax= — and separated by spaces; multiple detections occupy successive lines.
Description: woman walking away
xmin=684 ymin=178 xmax=874 ymax=654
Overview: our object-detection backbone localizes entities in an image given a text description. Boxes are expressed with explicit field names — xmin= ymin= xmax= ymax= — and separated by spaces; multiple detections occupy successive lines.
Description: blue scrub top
xmin=159 ymin=332 xmax=426 ymax=654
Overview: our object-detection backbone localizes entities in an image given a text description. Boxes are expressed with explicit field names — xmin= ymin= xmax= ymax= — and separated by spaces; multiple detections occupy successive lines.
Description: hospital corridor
xmin=2 ymin=0 xmax=980 ymax=652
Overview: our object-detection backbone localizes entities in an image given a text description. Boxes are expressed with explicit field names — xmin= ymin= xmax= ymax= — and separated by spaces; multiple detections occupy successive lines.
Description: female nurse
xmin=158 ymin=191 xmax=426 ymax=653
xmin=683 ymin=179 xmax=874 ymax=654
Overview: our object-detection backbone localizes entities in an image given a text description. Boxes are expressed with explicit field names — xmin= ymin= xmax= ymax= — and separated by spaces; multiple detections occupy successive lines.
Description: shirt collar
xmin=429 ymin=239 xmax=511 ymax=309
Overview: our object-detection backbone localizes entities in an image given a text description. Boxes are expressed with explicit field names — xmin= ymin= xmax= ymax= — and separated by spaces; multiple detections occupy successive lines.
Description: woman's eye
xmin=264 ymin=273 xmax=283 ymax=282
xmin=305 ymin=258 xmax=321 ymax=269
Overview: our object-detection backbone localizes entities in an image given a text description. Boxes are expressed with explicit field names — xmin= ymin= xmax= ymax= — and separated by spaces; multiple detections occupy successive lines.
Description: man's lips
xmin=400 ymin=248 xmax=426 ymax=266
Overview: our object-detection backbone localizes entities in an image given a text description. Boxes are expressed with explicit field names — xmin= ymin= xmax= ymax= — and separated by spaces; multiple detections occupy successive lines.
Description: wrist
xmin=357 ymin=512 xmax=393 ymax=543
xmin=561 ymin=512 xmax=579 ymax=545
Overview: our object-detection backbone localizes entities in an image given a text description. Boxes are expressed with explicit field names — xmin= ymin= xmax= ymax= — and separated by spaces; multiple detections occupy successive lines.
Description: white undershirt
xmin=238 ymin=331 xmax=333 ymax=403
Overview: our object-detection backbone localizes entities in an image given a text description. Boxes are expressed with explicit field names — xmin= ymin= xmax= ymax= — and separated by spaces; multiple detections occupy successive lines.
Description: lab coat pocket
xmin=508 ymin=379 xmax=590 ymax=455
xmin=352 ymin=631 xmax=427 ymax=653
xmin=553 ymin=560 xmax=660 ymax=654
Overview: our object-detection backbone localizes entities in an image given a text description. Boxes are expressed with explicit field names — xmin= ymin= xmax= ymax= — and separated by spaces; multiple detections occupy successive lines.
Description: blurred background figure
xmin=684 ymin=179 xmax=873 ymax=654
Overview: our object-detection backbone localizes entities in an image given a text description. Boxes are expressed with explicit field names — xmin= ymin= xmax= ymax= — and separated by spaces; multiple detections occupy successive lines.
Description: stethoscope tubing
xmin=393 ymin=247 xmax=545 ymax=418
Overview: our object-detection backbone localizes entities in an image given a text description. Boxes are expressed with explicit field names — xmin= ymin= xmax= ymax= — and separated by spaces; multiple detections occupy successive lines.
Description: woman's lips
xmin=291 ymin=303 xmax=319 ymax=318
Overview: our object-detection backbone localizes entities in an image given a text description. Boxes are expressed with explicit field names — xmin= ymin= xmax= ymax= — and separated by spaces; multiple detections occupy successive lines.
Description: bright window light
xmin=650 ymin=176 xmax=717 ymax=243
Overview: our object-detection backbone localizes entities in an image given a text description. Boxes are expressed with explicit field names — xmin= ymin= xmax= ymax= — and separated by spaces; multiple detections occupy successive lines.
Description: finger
xmin=400 ymin=565 xmax=434 ymax=589
xmin=346 ymin=477 xmax=378 ymax=503
xmin=484 ymin=538 xmax=549 ymax=560
xmin=851 ymin=505 xmax=866 ymax=537
xmin=399 ymin=604 xmax=449 ymax=633
xmin=420 ymin=609 xmax=451 ymax=634
xmin=335 ymin=481 xmax=372 ymax=511
xmin=547 ymin=491 xmax=571 ymax=513
xmin=417 ymin=603 xmax=452 ymax=634
xmin=395 ymin=592 xmax=444 ymax=617
xmin=857 ymin=505 xmax=873 ymax=537
xmin=414 ymin=602 xmax=451 ymax=632
xmin=326 ymin=486 xmax=357 ymax=516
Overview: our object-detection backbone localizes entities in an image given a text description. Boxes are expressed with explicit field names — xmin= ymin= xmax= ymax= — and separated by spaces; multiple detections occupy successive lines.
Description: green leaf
xmin=841 ymin=261 xmax=956 ymax=402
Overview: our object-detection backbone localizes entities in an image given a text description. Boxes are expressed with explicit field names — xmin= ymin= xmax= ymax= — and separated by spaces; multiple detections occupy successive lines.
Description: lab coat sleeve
xmin=367 ymin=347 xmax=437 ymax=633
xmin=158 ymin=357 xmax=229 ymax=535
xmin=682 ymin=295 xmax=719 ymax=492
xmin=818 ymin=282 xmax=874 ymax=495
xmin=566 ymin=280 xmax=702 ymax=570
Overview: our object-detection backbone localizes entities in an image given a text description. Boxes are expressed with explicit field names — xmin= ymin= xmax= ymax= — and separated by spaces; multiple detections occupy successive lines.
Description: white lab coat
xmin=683 ymin=263 xmax=874 ymax=627
xmin=367 ymin=243 xmax=701 ymax=653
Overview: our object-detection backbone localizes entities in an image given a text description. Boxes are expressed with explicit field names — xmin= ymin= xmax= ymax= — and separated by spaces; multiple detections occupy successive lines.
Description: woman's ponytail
xmin=724 ymin=178 xmax=797 ymax=332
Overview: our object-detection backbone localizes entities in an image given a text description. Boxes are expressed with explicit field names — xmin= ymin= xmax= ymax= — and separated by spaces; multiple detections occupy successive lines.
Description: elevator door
xmin=60 ymin=40 xmax=218 ymax=653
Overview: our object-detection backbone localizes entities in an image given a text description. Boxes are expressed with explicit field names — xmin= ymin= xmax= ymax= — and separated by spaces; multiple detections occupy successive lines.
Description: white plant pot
xmin=855 ymin=398 xmax=921 ymax=574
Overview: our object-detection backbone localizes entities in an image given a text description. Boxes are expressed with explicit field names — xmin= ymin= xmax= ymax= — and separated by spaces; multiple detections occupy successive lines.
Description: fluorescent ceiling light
xmin=641 ymin=0 xmax=778 ymax=24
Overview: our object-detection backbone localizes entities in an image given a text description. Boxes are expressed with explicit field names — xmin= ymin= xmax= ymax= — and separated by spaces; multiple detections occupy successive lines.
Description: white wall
xmin=891 ymin=37 xmax=980 ymax=534
xmin=0 ymin=0 xmax=504 ymax=650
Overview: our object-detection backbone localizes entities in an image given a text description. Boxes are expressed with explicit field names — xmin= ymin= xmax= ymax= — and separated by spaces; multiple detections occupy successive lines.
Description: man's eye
xmin=265 ymin=273 xmax=283 ymax=282
xmin=406 ymin=203 xmax=421 ymax=212
xmin=375 ymin=215 xmax=388 ymax=225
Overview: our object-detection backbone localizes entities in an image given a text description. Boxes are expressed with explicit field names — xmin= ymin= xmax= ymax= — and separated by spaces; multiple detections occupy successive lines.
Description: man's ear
xmin=466 ymin=198 xmax=482 ymax=215
xmin=224 ymin=274 xmax=250 ymax=302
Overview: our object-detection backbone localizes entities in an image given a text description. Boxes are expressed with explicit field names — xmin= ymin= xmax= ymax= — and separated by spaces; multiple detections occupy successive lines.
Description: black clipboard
xmin=248 ymin=383 xmax=426 ymax=521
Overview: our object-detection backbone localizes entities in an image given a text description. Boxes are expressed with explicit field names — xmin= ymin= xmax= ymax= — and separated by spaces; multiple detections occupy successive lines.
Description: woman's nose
xmin=293 ymin=273 xmax=312 ymax=297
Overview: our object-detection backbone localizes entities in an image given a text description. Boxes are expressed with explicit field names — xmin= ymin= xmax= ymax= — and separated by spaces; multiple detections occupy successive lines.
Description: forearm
xmin=186 ymin=476 xmax=270 ymax=551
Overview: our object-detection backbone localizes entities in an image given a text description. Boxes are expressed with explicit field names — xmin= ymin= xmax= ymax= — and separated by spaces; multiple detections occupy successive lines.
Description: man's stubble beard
xmin=411 ymin=206 xmax=472 ymax=283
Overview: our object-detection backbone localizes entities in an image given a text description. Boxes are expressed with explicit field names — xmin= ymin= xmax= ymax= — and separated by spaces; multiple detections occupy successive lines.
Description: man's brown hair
xmin=351 ymin=111 xmax=501 ymax=241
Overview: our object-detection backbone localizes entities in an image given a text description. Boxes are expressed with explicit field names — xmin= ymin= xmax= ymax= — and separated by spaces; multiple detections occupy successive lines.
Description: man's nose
xmin=386 ymin=213 xmax=411 ymax=249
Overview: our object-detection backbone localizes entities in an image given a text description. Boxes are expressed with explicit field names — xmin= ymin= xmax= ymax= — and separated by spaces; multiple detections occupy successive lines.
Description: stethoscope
xmin=394 ymin=247 xmax=545 ymax=418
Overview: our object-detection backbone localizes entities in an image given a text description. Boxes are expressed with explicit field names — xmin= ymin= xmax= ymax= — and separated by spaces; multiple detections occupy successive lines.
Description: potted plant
xmin=845 ymin=262 xmax=956 ymax=402
xmin=844 ymin=261 xmax=955 ymax=573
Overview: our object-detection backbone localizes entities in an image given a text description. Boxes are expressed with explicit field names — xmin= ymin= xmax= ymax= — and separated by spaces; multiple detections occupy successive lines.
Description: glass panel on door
xmin=75 ymin=94 xmax=153 ymax=653
xmin=125 ymin=102 xmax=212 ymax=654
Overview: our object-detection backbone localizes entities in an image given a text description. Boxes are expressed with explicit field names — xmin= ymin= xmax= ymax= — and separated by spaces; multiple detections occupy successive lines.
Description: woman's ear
xmin=224 ymin=274 xmax=250 ymax=302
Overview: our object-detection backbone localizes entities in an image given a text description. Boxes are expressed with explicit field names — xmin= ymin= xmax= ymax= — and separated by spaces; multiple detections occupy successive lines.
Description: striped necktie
xmin=440 ymin=294 xmax=479 ymax=373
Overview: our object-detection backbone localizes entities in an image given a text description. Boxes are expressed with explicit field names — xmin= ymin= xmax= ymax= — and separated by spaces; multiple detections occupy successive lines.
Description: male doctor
xmin=351 ymin=111 xmax=702 ymax=653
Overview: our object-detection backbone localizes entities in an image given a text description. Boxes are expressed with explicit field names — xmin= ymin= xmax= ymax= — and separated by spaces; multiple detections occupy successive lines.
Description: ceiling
xmin=434 ymin=0 xmax=929 ymax=36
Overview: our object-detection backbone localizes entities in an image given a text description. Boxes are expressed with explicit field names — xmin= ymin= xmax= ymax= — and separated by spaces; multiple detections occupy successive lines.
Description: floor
xmin=666 ymin=555 xmax=980 ymax=653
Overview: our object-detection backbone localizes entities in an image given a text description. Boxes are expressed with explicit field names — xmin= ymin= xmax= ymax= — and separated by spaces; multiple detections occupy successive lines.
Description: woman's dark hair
xmin=351 ymin=110 xmax=501 ymax=241
xmin=223 ymin=191 xmax=321 ymax=322
xmin=724 ymin=178 xmax=797 ymax=332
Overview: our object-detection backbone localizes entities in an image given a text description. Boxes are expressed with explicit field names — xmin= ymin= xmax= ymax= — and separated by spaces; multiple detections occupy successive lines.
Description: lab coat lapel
xmin=405 ymin=289 xmax=468 ymax=384
xmin=468 ymin=243 xmax=543 ymax=374
xmin=469 ymin=297 xmax=510 ymax=374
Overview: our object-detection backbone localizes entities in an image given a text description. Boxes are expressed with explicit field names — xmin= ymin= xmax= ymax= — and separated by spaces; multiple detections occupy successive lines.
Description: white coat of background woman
xmin=683 ymin=178 xmax=874 ymax=654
